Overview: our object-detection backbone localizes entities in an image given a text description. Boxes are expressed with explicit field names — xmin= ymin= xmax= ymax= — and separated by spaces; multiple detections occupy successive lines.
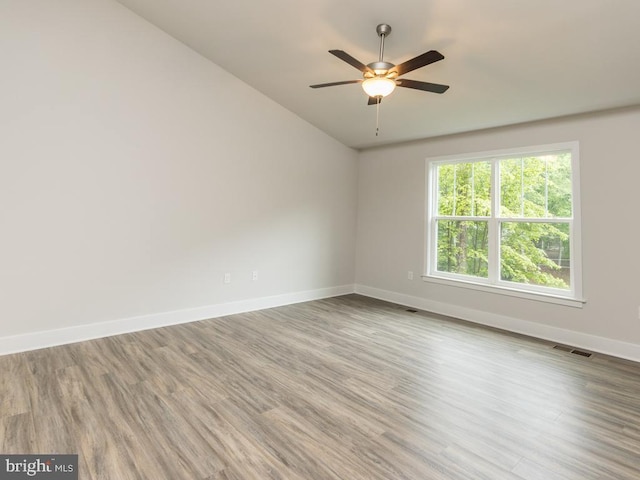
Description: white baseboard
xmin=0 ymin=284 xmax=355 ymax=356
xmin=6 ymin=283 xmax=639 ymax=363
xmin=355 ymin=284 xmax=640 ymax=363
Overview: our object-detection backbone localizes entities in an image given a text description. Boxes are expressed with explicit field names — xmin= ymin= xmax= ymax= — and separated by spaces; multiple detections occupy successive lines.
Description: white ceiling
xmin=116 ymin=0 xmax=640 ymax=149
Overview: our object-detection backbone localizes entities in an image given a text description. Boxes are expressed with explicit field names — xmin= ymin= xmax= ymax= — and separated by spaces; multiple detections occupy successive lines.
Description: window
xmin=426 ymin=142 xmax=583 ymax=306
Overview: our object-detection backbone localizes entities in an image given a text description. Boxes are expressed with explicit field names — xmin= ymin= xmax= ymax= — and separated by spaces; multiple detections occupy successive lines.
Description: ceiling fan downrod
xmin=374 ymin=24 xmax=391 ymax=137
xmin=369 ymin=24 xmax=394 ymax=73
xmin=377 ymin=24 xmax=391 ymax=62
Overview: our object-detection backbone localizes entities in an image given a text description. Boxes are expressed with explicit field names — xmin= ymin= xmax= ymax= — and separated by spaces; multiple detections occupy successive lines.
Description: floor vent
xmin=553 ymin=344 xmax=572 ymax=352
xmin=570 ymin=349 xmax=592 ymax=358
xmin=405 ymin=309 xmax=418 ymax=313
xmin=553 ymin=345 xmax=593 ymax=358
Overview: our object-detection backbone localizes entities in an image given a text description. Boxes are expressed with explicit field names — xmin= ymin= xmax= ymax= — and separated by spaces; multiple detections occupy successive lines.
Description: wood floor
xmin=2 ymin=294 xmax=640 ymax=479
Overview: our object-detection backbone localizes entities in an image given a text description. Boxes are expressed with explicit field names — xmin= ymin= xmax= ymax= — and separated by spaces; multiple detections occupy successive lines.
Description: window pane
xmin=436 ymin=220 xmax=489 ymax=278
xmin=473 ymin=161 xmax=492 ymax=216
xmin=522 ymin=157 xmax=547 ymax=217
xmin=499 ymin=158 xmax=523 ymax=217
xmin=500 ymin=222 xmax=570 ymax=289
xmin=437 ymin=164 xmax=455 ymax=215
xmin=499 ymin=154 xmax=572 ymax=219
xmin=546 ymin=153 xmax=572 ymax=218
xmin=437 ymin=162 xmax=491 ymax=217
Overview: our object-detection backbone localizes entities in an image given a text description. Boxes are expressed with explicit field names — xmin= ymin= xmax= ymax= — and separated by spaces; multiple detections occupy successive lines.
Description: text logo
xmin=0 ymin=455 xmax=77 ymax=480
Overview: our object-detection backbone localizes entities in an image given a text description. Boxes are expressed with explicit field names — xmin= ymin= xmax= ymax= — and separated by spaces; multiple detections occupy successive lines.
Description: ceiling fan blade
xmin=397 ymin=78 xmax=449 ymax=94
xmin=367 ymin=96 xmax=382 ymax=106
xmin=310 ymin=80 xmax=362 ymax=88
xmin=329 ymin=50 xmax=374 ymax=74
xmin=393 ymin=50 xmax=444 ymax=77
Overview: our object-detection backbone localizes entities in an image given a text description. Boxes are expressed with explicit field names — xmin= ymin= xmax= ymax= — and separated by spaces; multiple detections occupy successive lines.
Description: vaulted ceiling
xmin=116 ymin=0 xmax=640 ymax=149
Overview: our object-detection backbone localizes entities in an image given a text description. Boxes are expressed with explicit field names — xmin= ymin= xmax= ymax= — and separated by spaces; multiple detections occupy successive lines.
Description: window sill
xmin=421 ymin=274 xmax=585 ymax=308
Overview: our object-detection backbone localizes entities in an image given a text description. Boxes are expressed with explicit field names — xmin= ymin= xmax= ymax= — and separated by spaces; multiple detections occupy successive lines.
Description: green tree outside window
xmin=433 ymin=152 xmax=572 ymax=290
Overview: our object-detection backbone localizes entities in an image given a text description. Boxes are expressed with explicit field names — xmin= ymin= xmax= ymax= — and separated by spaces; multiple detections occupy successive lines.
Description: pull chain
xmin=375 ymin=97 xmax=380 ymax=136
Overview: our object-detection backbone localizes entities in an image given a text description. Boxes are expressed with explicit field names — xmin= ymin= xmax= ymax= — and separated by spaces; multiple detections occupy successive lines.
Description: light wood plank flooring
xmin=2 ymin=294 xmax=640 ymax=479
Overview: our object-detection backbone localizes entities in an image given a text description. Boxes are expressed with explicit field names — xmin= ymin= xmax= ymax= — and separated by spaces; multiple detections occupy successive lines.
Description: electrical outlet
xmin=252 ymin=271 xmax=259 ymax=281
xmin=408 ymin=271 xmax=414 ymax=280
xmin=223 ymin=273 xmax=231 ymax=284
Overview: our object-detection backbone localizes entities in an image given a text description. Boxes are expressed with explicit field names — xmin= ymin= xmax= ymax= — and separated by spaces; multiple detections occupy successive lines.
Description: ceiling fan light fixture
xmin=362 ymin=76 xmax=396 ymax=98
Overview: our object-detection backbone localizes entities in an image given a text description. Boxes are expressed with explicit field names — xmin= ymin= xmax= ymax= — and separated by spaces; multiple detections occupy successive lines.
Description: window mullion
xmin=520 ymin=157 xmax=525 ymax=217
xmin=428 ymin=165 xmax=439 ymax=276
xmin=452 ymin=165 xmax=457 ymax=215
xmin=545 ymin=157 xmax=549 ymax=218
xmin=488 ymin=159 xmax=500 ymax=284
xmin=471 ymin=163 xmax=475 ymax=217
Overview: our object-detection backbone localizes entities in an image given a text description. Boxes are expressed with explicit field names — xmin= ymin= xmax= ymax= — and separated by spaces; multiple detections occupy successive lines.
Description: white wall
xmin=356 ymin=106 xmax=640 ymax=360
xmin=0 ymin=0 xmax=358 ymax=348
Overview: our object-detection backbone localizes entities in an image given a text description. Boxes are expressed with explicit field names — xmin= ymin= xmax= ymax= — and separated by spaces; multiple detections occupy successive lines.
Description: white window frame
xmin=424 ymin=142 xmax=584 ymax=308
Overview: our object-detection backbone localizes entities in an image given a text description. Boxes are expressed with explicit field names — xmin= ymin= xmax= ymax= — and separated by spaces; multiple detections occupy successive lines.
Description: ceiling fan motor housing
xmin=366 ymin=61 xmax=396 ymax=77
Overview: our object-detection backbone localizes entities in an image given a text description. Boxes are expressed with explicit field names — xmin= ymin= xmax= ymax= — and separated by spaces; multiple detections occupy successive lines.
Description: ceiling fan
xmin=310 ymin=24 xmax=449 ymax=105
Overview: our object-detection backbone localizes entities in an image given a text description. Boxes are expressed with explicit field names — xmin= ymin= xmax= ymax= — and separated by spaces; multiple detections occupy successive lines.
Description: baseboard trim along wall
xmin=0 ymin=285 xmax=354 ymax=356
xmin=355 ymin=284 xmax=640 ymax=364
xmin=5 ymin=283 xmax=639 ymax=363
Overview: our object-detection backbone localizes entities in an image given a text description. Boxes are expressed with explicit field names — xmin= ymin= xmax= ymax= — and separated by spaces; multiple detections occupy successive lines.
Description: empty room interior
xmin=2 ymin=1 xmax=640 ymax=479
